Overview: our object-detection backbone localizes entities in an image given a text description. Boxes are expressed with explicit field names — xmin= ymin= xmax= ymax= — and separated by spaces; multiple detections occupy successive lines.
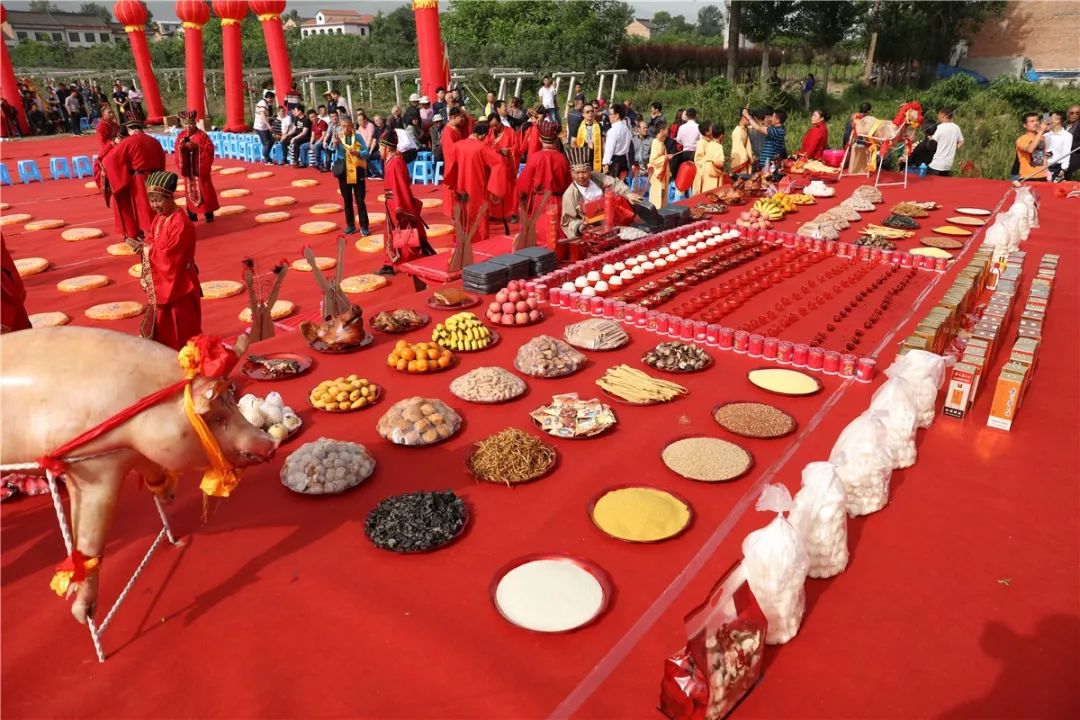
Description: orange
xmin=437 ymin=355 xmax=451 ymax=368
xmin=395 ymin=339 xmax=408 ymax=349
xmin=415 ymin=359 xmax=428 ymax=372
xmin=395 ymin=359 xmax=407 ymax=372
xmin=426 ymin=348 xmax=439 ymax=360
xmin=402 ymin=347 xmax=416 ymax=361
xmin=387 ymin=354 xmax=398 ymax=367
xmin=407 ymin=360 xmax=417 ymax=372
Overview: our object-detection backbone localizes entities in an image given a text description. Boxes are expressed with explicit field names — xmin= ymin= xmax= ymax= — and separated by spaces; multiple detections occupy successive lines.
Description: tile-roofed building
xmin=300 ymin=8 xmax=375 ymax=38
xmin=2 ymin=9 xmax=125 ymax=49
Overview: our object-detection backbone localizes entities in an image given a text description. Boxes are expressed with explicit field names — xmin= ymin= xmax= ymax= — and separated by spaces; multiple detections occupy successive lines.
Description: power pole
xmin=862 ymin=0 xmax=881 ymax=85
xmin=726 ymin=0 xmax=741 ymax=84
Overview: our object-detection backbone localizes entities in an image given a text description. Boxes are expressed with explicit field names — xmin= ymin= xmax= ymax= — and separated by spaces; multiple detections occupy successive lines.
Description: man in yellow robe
xmin=692 ymin=122 xmax=726 ymax=194
xmin=647 ymin=125 xmax=671 ymax=208
xmin=573 ymin=103 xmax=603 ymax=171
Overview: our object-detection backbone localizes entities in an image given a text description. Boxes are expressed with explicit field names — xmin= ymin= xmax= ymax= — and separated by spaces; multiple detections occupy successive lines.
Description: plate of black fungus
xmin=364 ymin=490 xmax=469 ymax=553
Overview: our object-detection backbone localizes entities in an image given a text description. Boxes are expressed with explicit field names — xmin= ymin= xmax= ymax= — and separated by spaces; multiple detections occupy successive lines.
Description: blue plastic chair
xmin=269 ymin=144 xmax=284 ymax=163
xmin=411 ymin=160 xmax=434 ymax=185
xmin=433 ymin=161 xmax=444 ymax=185
xmin=416 ymin=150 xmax=433 ymax=164
xmin=49 ymin=157 xmax=73 ymax=180
xmin=17 ymin=160 xmax=42 ymax=184
xmin=79 ymin=117 xmax=91 ymax=131
xmin=72 ymin=155 xmax=94 ymax=178
xmin=0 ymin=163 xmax=11 ymax=186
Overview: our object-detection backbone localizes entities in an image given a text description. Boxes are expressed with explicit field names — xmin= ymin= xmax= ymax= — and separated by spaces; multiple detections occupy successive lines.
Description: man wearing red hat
xmin=444 ymin=122 xmax=509 ymax=244
xmin=486 ymin=112 xmax=519 ymax=225
xmin=101 ymin=119 xmax=167 ymax=246
xmin=516 ymin=118 xmax=571 ymax=246
xmin=378 ymin=135 xmax=435 ymax=276
xmin=440 ymin=107 xmax=466 ymax=214
xmin=175 ymin=110 xmax=220 ymax=223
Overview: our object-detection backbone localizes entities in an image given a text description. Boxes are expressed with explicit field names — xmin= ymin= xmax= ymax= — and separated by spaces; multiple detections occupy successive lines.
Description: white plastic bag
xmin=789 ymin=462 xmax=849 ymax=579
xmin=741 ymin=484 xmax=809 ymax=645
xmin=1015 ymin=186 xmax=1038 ymax=228
xmin=868 ymin=377 xmax=920 ymax=468
xmin=1007 ymin=202 xmax=1030 ymax=241
xmin=984 ymin=215 xmax=1009 ymax=254
xmin=884 ymin=349 xmax=947 ymax=428
xmin=828 ymin=410 xmax=894 ymax=517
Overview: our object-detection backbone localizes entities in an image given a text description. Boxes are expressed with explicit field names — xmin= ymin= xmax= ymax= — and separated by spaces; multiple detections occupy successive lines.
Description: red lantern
xmin=675 ymin=161 xmax=696 ymax=193
xmin=211 ymin=0 xmax=248 ymax=22
xmin=175 ymin=0 xmax=210 ymax=26
xmin=249 ymin=0 xmax=286 ymax=17
xmin=113 ymin=0 xmax=149 ymax=27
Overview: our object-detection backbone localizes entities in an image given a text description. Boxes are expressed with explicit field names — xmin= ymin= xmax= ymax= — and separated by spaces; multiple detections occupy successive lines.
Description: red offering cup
xmin=733 ymin=330 xmax=750 ymax=353
xmin=578 ymin=293 xmax=593 ymax=314
xmin=680 ymin=318 xmax=695 ymax=338
xmin=901 ymin=252 xmax=914 ymax=268
xmin=706 ymin=324 xmax=720 ymax=345
xmin=808 ymin=346 xmax=825 ymax=370
xmin=613 ymin=301 xmax=626 ymax=321
xmin=826 ymin=240 xmax=838 ymax=255
xmin=549 ymin=288 xmax=564 ymax=308
xmin=590 ymin=296 xmax=604 ymax=316
xmin=602 ymin=298 xmax=616 ymax=318
xmin=793 ymin=343 xmax=810 ymax=367
xmin=748 ymin=333 xmax=764 ymax=357
xmin=637 ymin=308 xmax=649 ymax=328
xmin=935 ymin=257 xmax=949 ymax=272
xmin=694 ymin=320 xmax=708 ymax=342
xmin=566 ymin=291 xmax=580 ymax=311
xmin=718 ymin=326 xmax=735 ymax=349
xmin=783 ymin=232 xmax=795 ymax=247
xmin=656 ymin=312 xmax=671 ymax=334
xmin=777 ymin=340 xmax=794 ymax=364
xmin=823 ymin=350 xmax=841 ymax=375
xmin=646 ymin=310 xmax=659 ymax=331
xmin=855 ymin=357 xmax=876 ymax=382
xmin=840 ymin=353 xmax=857 ymax=378
xmin=762 ymin=336 xmax=779 ymax=359
xmin=535 ymin=283 xmax=549 ymax=303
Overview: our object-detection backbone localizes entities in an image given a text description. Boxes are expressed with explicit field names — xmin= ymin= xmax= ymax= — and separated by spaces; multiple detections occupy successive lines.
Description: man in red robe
xmin=132 ymin=171 xmax=201 ymax=350
xmin=102 ymin=120 xmax=167 ymax=245
xmin=93 ymin=104 xmax=120 ymax=190
xmin=443 ymin=122 xmax=508 ymax=244
xmin=174 ymin=110 xmax=220 ymax=223
xmin=519 ymin=105 xmax=544 ymax=160
xmin=377 ymin=135 xmax=436 ymax=276
xmin=486 ymin=116 xmax=519 ymax=224
xmin=515 ymin=119 xmax=572 ymax=247
xmin=440 ymin=107 xmax=466 ymax=214
xmin=1 ymin=237 xmax=32 ymax=334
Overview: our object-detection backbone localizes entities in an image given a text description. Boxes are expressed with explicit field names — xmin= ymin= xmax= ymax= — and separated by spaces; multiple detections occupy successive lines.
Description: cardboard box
xmin=944 ymin=362 xmax=979 ymax=419
xmin=987 ymin=363 xmax=1030 ymax=431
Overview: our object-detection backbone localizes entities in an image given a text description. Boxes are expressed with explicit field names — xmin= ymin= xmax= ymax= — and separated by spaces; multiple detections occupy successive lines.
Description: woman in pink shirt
xmin=800 ymin=109 xmax=830 ymax=160
xmin=355 ymin=109 xmax=375 ymax=150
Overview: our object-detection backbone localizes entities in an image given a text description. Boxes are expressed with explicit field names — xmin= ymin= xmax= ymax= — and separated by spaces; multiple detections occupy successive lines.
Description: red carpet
xmin=2 ymin=135 xmax=1077 ymax=719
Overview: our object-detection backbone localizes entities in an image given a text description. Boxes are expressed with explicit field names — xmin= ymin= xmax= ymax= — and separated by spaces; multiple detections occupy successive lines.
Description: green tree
xmin=651 ymin=11 xmax=673 ymax=34
xmin=79 ymin=3 xmax=112 ymax=22
xmin=740 ymin=1 xmax=796 ymax=82
xmin=793 ymin=0 xmax=864 ymax=96
xmin=28 ymin=1 xmax=60 ymax=12
xmin=696 ymin=4 xmax=724 ymax=37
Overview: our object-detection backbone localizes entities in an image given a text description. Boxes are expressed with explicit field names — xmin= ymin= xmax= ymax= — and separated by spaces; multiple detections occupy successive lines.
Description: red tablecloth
xmin=2 ymin=145 xmax=1078 ymax=720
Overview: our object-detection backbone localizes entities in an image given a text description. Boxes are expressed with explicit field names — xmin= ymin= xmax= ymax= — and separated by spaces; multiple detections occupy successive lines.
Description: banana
xmin=432 ymin=311 xmax=492 ymax=350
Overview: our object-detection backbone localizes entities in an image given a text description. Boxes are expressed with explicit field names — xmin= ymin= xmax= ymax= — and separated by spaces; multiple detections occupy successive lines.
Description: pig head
xmin=0 ymin=326 xmax=277 ymax=624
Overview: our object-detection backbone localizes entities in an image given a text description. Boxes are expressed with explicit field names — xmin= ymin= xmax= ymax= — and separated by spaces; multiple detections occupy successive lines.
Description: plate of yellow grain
xmin=588 ymin=485 xmax=693 ymax=543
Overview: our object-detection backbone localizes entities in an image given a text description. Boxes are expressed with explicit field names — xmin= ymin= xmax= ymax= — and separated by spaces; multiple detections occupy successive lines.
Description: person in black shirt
xmin=906 ymin=123 xmax=938 ymax=169
xmin=432 ymin=86 xmax=447 ymax=118
xmin=567 ymin=98 xmax=585 ymax=139
xmin=647 ymin=101 xmax=666 ymax=138
xmin=281 ymin=106 xmax=311 ymax=166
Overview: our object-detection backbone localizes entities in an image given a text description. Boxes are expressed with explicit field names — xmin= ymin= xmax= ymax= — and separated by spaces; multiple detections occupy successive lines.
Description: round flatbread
xmin=25 ymin=219 xmax=65 ymax=231
xmin=215 ymin=204 xmax=247 ymax=216
xmin=291 ymin=178 xmax=318 ymax=188
xmin=107 ymin=242 xmax=136 ymax=256
xmin=340 ymin=274 xmax=389 ymax=294
xmin=220 ymin=188 xmax=252 ymax=198
xmin=421 ymin=197 xmax=443 ymax=209
xmin=219 ymin=167 xmax=245 ymax=176
xmin=308 ymin=203 xmax=342 ymax=215
xmin=354 ymin=234 xmax=385 ymax=253
xmin=14 ymin=257 xmax=49 ymax=277
xmin=366 ymin=212 xmax=386 ymax=226
xmin=920 ymin=236 xmax=964 ymax=250
xmin=58 ymin=275 xmax=110 ymax=292
xmin=291 ymin=256 xmax=337 ymax=272
xmin=248 ymin=171 xmax=274 ymax=179
xmin=239 ymin=300 xmax=295 ymax=322
xmin=85 ymin=301 xmax=144 ymax=320
xmin=201 ymin=280 xmax=244 ymax=299
xmin=910 ymin=247 xmax=953 ymax=259
xmin=299 ymin=221 xmax=339 ymax=235
xmin=61 ymin=227 xmax=105 ymax=242
xmin=0 ymin=213 xmax=32 ymax=226
xmin=428 ymin=223 xmax=454 ymax=238
xmin=128 ymin=263 xmax=143 ymax=278
xmin=84 ymin=181 xmax=98 ymax=189
xmin=255 ymin=211 xmax=291 ymax=223
xmin=264 ymin=196 xmax=297 ymax=207
xmin=29 ymin=311 xmax=70 ymax=328
xmin=212 ymin=165 xmax=224 ymax=172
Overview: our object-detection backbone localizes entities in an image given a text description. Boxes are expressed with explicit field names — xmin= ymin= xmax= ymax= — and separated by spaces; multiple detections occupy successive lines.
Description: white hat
xmin=432 ymin=114 xmax=444 ymax=122
xmin=408 ymin=93 xmax=420 ymax=102
xmin=419 ymin=95 xmax=430 ymax=104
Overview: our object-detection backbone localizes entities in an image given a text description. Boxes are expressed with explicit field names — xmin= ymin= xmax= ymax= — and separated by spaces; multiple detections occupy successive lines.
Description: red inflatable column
xmin=212 ymin=0 xmax=248 ymax=132
xmin=113 ymin=1 xmax=165 ymax=125
xmin=0 ymin=6 xmax=29 ymax=136
xmin=175 ymin=0 xmax=210 ymax=120
xmin=250 ymin=1 xmax=293 ymax=104
xmin=413 ymin=0 xmax=449 ymax=100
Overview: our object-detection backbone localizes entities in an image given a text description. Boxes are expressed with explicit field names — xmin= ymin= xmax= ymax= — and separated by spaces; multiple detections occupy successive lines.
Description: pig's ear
xmin=190 ymin=376 xmax=226 ymax=415
xmin=231 ymin=333 xmax=251 ymax=360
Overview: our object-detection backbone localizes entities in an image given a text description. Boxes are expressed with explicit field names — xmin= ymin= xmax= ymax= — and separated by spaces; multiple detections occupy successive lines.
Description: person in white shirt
xmin=561 ymin=146 xmax=641 ymax=238
xmin=928 ymin=106 xmax=964 ymax=176
xmin=538 ymin=75 xmax=558 ymax=122
xmin=673 ymin=107 xmax=701 ymax=179
xmin=1045 ymin=110 xmax=1073 ymax=181
xmin=254 ymin=91 xmax=274 ymax=163
xmin=602 ymin=103 xmax=633 ymax=179
xmin=395 ymin=124 xmax=419 ymax=164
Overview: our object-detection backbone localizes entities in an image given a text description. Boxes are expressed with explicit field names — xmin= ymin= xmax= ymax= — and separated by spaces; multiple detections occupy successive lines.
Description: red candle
xmin=656 ymin=312 xmax=671 ymax=334
xmin=733 ymin=330 xmax=750 ymax=353
xmin=549 ymin=288 xmax=564 ymax=308
xmin=935 ymin=257 xmax=949 ymax=272
xmin=706 ymin=324 xmax=720 ymax=345
xmin=679 ymin=318 xmax=694 ymax=338
xmin=613 ymin=301 xmax=626 ymax=321
xmin=718 ymin=326 xmax=735 ymax=349
xmin=792 ymin=343 xmax=810 ymax=367
xmin=762 ymin=336 xmax=779 ymax=359
xmin=901 ymin=253 xmax=914 ymax=268
xmin=855 ymin=357 xmax=876 ymax=382
xmin=777 ymin=340 xmax=794 ymax=364
xmin=694 ymin=320 xmax=708 ymax=342
xmin=823 ymin=350 xmax=841 ymax=374
xmin=748 ymin=333 xmax=765 ymax=356
xmin=590 ymin=296 xmax=604 ymax=316
xmin=807 ymin=346 xmax=825 ymax=370
xmin=602 ymin=298 xmax=616 ymax=318
xmin=840 ymin=353 xmax=857 ymax=377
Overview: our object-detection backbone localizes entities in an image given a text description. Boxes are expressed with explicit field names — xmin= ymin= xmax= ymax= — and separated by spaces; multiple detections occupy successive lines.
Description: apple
xmin=516 ymin=301 xmax=529 ymax=313
xmin=496 ymin=290 xmax=509 ymax=304
xmin=488 ymin=301 xmax=502 ymax=314
xmin=528 ymin=309 xmax=542 ymax=322
xmin=507 ymin=290 xmax=520 ymax=303
xmin=526 ymin=297 xmax=538 ymax=310
xmin=501 ymin=313 xmax=515 ymax=325
xmin=515 ymin=312 xmax=529 ymax=324
xmin=502 ymin=302 xmax=516 ymax=314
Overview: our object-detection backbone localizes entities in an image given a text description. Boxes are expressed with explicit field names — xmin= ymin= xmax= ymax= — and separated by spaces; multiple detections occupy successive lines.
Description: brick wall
xmin=966 ymin=0 xmax=1080 ymax=70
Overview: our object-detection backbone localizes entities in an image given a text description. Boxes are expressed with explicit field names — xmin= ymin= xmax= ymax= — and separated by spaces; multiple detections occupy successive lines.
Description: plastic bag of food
xmin=828 ymin=411 xmax=894 ymax=517
xmin=884 ymin=349 xmax=947 ymax=428
xmin=788 ymin=462 xmax=849 ymax=579
xmin=741 ymin=485 xmax=808 ymax=645
xmin=659 ymin=562 xmax=766 ymax=720
xmin=376 ymin=397 xmax=462 ymax=446
xmin=1016 ymin=185 xmax=1038 ymax=228
xmin=868 ymin=377 xmax=920 ymax=468
xmin=983 ymin=215 xmax=1009 ymax=253
xmin=1007 ymin=201 xmax=1030 ymax=241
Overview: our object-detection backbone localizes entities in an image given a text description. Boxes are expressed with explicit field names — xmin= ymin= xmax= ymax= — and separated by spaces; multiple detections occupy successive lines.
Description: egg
xmin=614 ymin=262 xmax=626 ymax=271
xmin=601 ymin=264 xmax=616 ymax=276
xmin=595 ymin=280 xmax=609 ymax=293
xmin=581 ymin=286 xmax=596 ymax=297
xmin=620 ymin=270 xmax=634 ymax=280
xmin=261 ymin=401 xmax=284 ymax=425
xmin=587 ymin=270 xmax=601 ymax=283
xmin=575 ymin=276 xmax=589 ymax=288
xmin=562 ymin=282 xmax=576 ymax=292
xmin=268 ymin=424 xmax=288 ymax=442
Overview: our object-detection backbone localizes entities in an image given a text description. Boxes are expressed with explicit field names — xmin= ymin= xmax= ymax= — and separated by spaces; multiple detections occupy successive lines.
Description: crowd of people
xmin=1 ymin=77 xmax=145 ymax=138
